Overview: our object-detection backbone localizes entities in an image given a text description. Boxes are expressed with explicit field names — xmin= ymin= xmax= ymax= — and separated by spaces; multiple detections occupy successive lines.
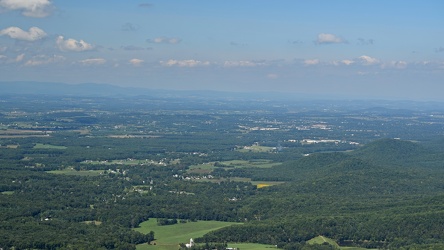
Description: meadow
xmin=134 ymin=219 xmax=265 ymax=250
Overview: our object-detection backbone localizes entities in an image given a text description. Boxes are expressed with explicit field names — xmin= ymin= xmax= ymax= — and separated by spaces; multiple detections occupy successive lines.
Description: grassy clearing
xmin=238 ymin=145 xmax=275 ymax=153
xmin=1 ymin=191 xmax=14 ymax=195
xmin=194 ymin=177 xmax=284 ymax=188
xmin=308 ymin=236 xmax=340 ymax=248
xmin=188 ymin=160 xmax=280 ymax=175
xmin=34 ymin=143 xmax=67 ymax=149
xmin=47 ymin=168 xmax=103 ymax=176
xmin=220 ymin=159 xmax=280 ymax=168
xmin=0 ymin=144 xmax=19 ymax=149
xmin=135 ymin=219 xmax=242 ymax=250
xmin=306 ymin=236 xmax=376 ymax=250
xmin=188 ymin=163 xmax=214 ymax=174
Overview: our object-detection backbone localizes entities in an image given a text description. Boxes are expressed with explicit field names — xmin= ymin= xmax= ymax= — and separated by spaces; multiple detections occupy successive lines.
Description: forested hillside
xmin=198 ymin=139 xmax=444 ymax=249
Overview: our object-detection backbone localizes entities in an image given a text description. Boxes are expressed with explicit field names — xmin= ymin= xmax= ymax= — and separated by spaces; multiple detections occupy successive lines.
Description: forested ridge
xmin=199 ymin=139 xmax=444 ymax=249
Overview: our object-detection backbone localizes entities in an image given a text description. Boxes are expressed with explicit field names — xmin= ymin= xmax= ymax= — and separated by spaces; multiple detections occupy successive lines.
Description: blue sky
xmin=1 ymin=0 xmax=444 ymax=100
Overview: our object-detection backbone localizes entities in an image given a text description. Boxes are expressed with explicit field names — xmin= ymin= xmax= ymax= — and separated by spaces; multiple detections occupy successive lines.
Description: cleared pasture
xmin=188 ymin=160 xmax=280 ymax=175
xmin=237 ymin=145 xmax=275 ymax=153
xmin=135 ymin=219 xmax=243 ymax=250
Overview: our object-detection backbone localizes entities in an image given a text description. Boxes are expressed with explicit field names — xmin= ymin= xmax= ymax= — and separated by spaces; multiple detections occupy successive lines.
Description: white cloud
xmin=0 ymin=27 xmax=47 ymax=41
xmin=358 ymin=55 xmax=379 ymax=65
xmin=341 ymin=60 xmax=354 ymax=65
xmin=223 ymin=60 xmax=265 ymax=67
xmin=315 ymin=33 xmax=345 ymax=44
xmin=382 ymin=61 xmax=408 ymax=69
xmin=332 ymin=59 xmax=354 ymax=66
xmin=24 ymin=54 xmax=65 ymax=66
xmin=147 ymin=37 xmax=181 ymax=44
xmin=161 ymin=59 xmax=210 ymax=67
xmin=0 ymin=0 xmax=53 ymax=17
xmin=129 ymin=58 xmax=144 ymax=66
xmin=15 ymin=53 xmax=25 ymax=62
xmin=56 ymin=36 xmax=95 ymax=52
xmin=304 ymin=59 xmax=320 ymax=66
xmin=78 ymin=58 xmax=106 ymax=65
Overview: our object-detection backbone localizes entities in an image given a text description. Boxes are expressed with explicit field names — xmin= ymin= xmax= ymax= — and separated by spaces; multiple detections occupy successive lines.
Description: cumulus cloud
xmin=15 ymin=53 xmax=25 ymax=62
xmin=331 ymin=60 xmax=354 ymax=66
xmin=358 ymin=55 xmax=379 ymax=65
xmin=0 ymin=0 xmax=53 ymax=17
xmin=129 ymin=58 xmax=144 ymax=66
xmin=304 ymin=59 xmax=320 ymax=66
xmin=315 ymin=33 xmax=346 ymax=44
xmin=0 ymin=27 xmax=47 ymax=41
xmin=341 ymin=60 xmax=354 ymax=65
xmin=161 ymin=59 xmax=210 ymax=67
xmin=56 ymin=36 xmax=94 ymax=52
xmin=24 ymin=54 xmax=65 ymax=66
xmin=0 ymin=53 xmax=24 ymax=64
xmin=147 ymin=37 xmax=181 ymax=44
xmin=78 ymin=58 xmax=106 ymax=65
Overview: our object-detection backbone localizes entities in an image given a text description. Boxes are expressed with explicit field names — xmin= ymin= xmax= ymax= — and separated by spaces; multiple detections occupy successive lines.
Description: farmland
xmin=135 ymin=219 xmax=244 ymax=250
xmin=1 ymin=93 xmax=444 ymax=249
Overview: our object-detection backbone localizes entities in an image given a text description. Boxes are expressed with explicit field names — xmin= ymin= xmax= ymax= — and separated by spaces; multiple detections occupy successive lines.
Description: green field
xmin=306 ymin=236 xmax=375 ymax=250
xmin=188 ymin=160 xmax=280 ymax=175
xmin=219 ymin=159 xmax=280 ymax=168
xmin=1 ymin=191 xmax=14 ymax=195
xmin=47 ymin=168 xmax=103 ymax=176
xmin=307 ymin=236 xmax=340 ymax=248
xmin=237 ymin=145 xmax=275 ymax=153
xmin=135 ymin=219 xmax=246 ymax=250
xmin=33 ymin=143 xmax=67 ymax=150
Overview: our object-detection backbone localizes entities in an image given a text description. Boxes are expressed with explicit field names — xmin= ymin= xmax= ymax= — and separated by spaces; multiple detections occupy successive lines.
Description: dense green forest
xmin=1 ymin=95 xmax=444 ymax=249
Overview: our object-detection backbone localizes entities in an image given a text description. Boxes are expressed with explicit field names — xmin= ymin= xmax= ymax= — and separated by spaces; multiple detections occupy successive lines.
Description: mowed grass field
xmin=307 ymin=236 xmax=376 ymax=250
xmin=134 ymin=219 xmax=280 ymax=250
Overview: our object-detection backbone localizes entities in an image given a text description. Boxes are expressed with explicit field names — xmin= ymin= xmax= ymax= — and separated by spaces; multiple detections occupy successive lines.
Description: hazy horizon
xmin=1 ymin=1 xmax=444 ymax=101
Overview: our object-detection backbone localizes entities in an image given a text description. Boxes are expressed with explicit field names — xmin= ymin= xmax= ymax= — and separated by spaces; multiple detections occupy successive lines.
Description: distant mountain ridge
xmin=0 ymin=81 xmax=152 ymax=97
xmin=2 ymin=81 xmax=444 ymax=110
